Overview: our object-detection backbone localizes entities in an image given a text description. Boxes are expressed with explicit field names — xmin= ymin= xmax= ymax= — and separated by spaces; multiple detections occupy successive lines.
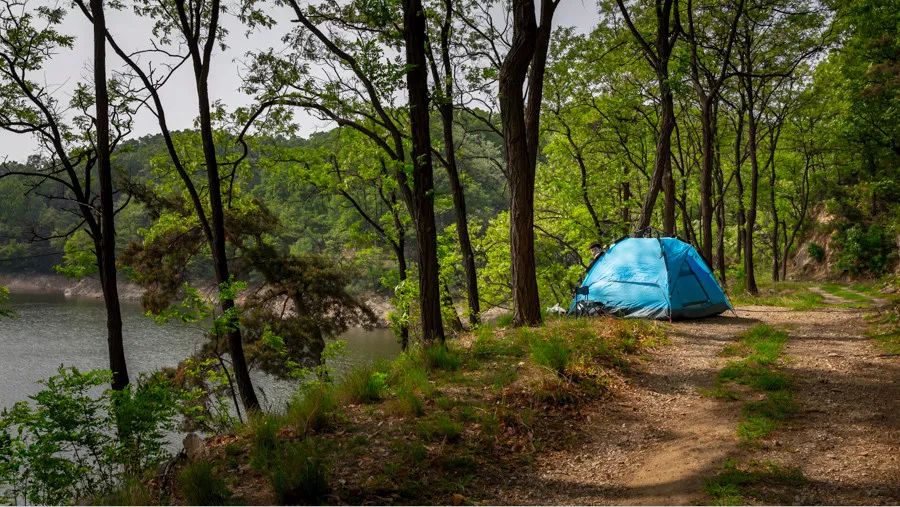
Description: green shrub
xmin=268 ymin=440 xmax=330 ymax=505
xmin=339 ymin=365 xmax=388 ymax=403
xmin=248 ymin=413 xmax=281 ymax=470
xmin=530 ymin=334 xmax=572 ymax=376
xmin=807 ymin=243 xmax=825 ymax=263
xmin=285 ymin=382 xmax=337 ymax=435
xmin=0 ymin=367 xmax=178 ymax=505
xmin=178 ymin=459 xmax=231 ymax=505
xmin=834 ymin=224 xmax=896 ymax=275
xmin=422 ymin=344 xmax=462 ymax=371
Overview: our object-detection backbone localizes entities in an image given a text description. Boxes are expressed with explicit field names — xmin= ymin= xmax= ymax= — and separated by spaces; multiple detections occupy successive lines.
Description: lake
xmin=0 ymin=291 xmax=401 ymax=412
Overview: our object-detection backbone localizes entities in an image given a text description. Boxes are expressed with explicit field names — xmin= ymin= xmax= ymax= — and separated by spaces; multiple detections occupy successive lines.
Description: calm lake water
xmin=0 ymin=291 xmax=401 ymax=412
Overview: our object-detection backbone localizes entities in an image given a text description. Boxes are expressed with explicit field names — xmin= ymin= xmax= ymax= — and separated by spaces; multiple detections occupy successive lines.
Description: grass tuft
xmin=417 ymin=412 xmax=462 ymax=442
xmin=178 ymin=459 xmax=231 ymax=505
xmin=422 ymin=344 xmax=463 ymax=371
xmin=529 ymin=333 xmax=572 ymax=376
xmin=706 ymin=459 xmax=805 ymax=505
xmin=285 ymin=382 xmax=338 ymax=436
xmin=267 ymin=439 xmax=330 ymax=505
xmin=339 ymin=364 xmax=388 ymax=404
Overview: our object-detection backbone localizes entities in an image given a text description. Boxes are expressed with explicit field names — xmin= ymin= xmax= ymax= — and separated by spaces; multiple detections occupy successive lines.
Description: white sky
xmin=0 ymin=0 xmax=600 ymax=162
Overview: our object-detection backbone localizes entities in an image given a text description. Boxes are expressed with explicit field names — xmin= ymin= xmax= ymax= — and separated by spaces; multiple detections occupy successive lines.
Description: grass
xmin=711 ymin=324 xmax=795 ymax=443
xmin=417 ymin=412 xmax=462 ymax=442
xmin=267 ymin=439 xmax=330 ymax=504
xmin=821 ymin=283 xmax=872 ymax=307
xmin=422 ymin=343 xmax=463 ymax=371
xmin=284 ymin=381 xmax=338 ymax=435
xmin=867 ymin=300 xmax=900 ymax=354
xmin=177 ymin=459 xmax=231 ymax=505
xmin=706 ymin=459 xmax=805 ymax=505
xmin=730 ymin=288 xmax=825 ymax=310
xmin=186 ymin=315 xmax=666 ymax=505
xmin=529 ymin=333 xmax=572 ymax=376
xmin=338 ymin=363 xmax=389 ymax=403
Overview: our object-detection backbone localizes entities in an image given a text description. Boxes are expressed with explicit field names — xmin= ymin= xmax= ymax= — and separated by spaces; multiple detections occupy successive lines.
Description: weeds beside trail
xmin=705 ymin=324 xmax=804 ymax=505
xmin=171 ymin=317 xmax=666 ymax=505
xmin=710 ymin=324 xmax=795 ymax=444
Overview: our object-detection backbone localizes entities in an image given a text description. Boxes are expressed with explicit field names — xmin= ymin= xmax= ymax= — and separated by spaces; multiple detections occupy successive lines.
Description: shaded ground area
xmin=480 ymin=293 xmax=899 ymax=505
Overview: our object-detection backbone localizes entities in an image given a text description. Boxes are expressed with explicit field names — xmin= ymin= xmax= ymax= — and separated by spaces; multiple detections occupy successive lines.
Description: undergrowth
xmin=186 ymin=316 xmax=665 ymax=505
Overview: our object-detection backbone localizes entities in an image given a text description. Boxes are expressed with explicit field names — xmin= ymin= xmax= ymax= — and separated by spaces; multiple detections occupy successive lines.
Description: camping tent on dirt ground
xmin=569 ymin=237 xmax=731 ymax=319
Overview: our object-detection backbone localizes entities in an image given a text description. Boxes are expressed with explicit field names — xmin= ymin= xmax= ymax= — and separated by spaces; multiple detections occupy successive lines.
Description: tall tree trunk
xmin=499 ymin=0 xmax=557 ymax=327
xmin=392 ymin=201 xmax=410 ymax=349
xmin=744 ymin=107 xmax=759 ymax=295
xmin=699 ymin=98 xmax=715 ymax=263
xmin=618 ymin=0 xmax=678 ymax=236
xmin=713 ymin=106 xmax=727 ymax=284
xmin=435 ymin=0 xmax=479 ymax=327
xmin=91 ymin=0 xmax=128 ymax=391
xmin=184 ymin=0 xmax=260 ymax=410
xmin=404 ymin=0 xmax=445 ymax=342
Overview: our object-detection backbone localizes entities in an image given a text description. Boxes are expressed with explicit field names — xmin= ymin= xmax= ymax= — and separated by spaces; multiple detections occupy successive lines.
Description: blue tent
xmin=569 ymin=237 xmax=731 ymax=319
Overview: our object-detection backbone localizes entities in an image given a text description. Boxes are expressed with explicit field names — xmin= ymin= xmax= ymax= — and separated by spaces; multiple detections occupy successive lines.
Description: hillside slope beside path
xmin=480 ymin=303 xmax=899 ymax=505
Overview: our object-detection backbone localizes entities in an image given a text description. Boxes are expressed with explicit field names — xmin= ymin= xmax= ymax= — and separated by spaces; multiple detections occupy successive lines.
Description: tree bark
xmin=180 ymin=0 xmax=260 ymax=411
xmin=90 ymin=0 xmax=129 ymax=391
xmin=434 ymin=0 xmax=480 ymax=327
xmin=403 ymin=0 xmax=445 ymax=342
xmin=744 ymin=105 xmax=759 ymax=294
xmin=499 ymin=0 xmax=557 ymax=327
xmin=617 ymin=0 xmax=679 ymax=236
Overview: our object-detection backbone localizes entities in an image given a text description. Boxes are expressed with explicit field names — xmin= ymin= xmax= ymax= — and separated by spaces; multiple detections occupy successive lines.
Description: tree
xmin=612 ymin=0 xmax=681 ymax=235
xmin=78 ymin=0 xmax=261 ymax=410
xmin=403 ymin=0 xmax=445 ymax=342
xmin=426 ymin=0 xmax=481 ymax=327
xmin=499 ymin=0 xmax=559 ymax=326
xmin=684 ymin=0 xmax=744 ymax=264
xmin=0 ymin=0 xmax=132 ymax=390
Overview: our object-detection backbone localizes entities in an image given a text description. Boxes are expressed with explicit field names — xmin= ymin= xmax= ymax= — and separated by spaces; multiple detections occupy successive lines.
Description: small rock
xmin=451 ymin=493 xmax=468 ymax=505
xmin=183 ymin=432 xmax=204 ymax=460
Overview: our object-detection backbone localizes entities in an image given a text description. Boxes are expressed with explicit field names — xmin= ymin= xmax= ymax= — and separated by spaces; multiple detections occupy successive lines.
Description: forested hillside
xmin=0 ymin=0 xmax=897 ymax=503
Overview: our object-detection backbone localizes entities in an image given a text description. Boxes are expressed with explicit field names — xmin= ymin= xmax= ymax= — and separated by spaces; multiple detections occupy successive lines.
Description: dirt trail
xmin=483 ymin=297 xmax=899 ymax=505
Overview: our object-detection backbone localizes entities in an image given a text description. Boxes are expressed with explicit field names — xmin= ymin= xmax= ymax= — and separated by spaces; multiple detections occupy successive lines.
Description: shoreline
xmin=0 ymin=272 xmax=145 ymax=300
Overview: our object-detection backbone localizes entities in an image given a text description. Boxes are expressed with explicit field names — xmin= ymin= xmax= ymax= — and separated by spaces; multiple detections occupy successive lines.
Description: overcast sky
xmin=0 ymin=0 xmax=600 ymax=162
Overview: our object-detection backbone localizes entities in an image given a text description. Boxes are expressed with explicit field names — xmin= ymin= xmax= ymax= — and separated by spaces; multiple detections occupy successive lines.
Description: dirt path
xmin=483 ymin=299 xmax=899 ymax=505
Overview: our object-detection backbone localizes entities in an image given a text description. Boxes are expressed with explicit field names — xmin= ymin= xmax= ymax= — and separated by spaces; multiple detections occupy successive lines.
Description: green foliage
xmin=0 ymin=286 xmax=12 ymax=319
xmin=175 ymin=357 xmax=241 ymax=434
xmin=834 ymin=224 xmax=896 ymax=276
xmin=807 ymin=243 xmax=825 ymax=263
xmin=0 ymin=367 xmax=178 ymax=505
xmin=177 ymin=459 xmax=231 ymax=505
xmin=53 ymin=230 xmax=97 ymax=279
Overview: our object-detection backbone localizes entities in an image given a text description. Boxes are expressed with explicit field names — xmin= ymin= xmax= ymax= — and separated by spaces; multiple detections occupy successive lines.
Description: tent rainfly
xmin=569 ymin=237 xmax=731 ymax=320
